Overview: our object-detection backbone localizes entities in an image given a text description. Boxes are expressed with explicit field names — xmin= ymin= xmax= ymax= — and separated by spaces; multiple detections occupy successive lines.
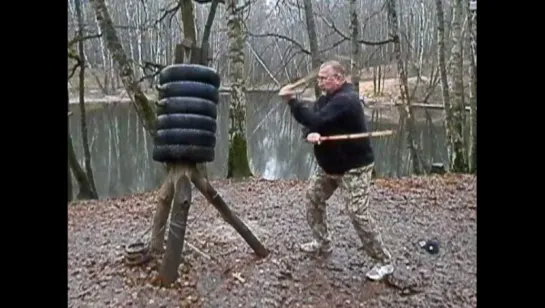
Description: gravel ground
xmin=68 ymin=174 xmax=476 ymax=308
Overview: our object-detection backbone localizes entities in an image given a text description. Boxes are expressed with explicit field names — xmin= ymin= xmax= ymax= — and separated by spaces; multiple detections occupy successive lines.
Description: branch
xmin=246 ymin=41 xmax=280 ymax=85
xmin=236 ymin=0 xmax=256 ymax=13
xmin=68 ymin=63 xmax=81 ymax=80
xmin=318 ymin=14 xmax=393 ymax=46
xmin=360 ymin=1 xmax=388 ymax=37
xmin=67 ymin=22 xmax=163 ymax=32
xmin=284 ymin=0 xmax=387 ymax=45
xmin=154 ymin=1 xmax=182 ymax=27
xmin=247 ymin=32 xmax=349 ymax=57
xmin=247 ymin=32 xmax=310 ymax=55
xmin=68 ymin=46 xmax=80 ymax=61
xmin=136 ymin=60 xmax=166 ymax=83
xmin=324 ymin=38 xmax=345 ymax=52
xmin=68 ymin=33 xmax=102 ymax=48
xmin=68 ymin=46 xmax=83 ymax=80
xmin=201 ymin=0 xmax=221 ymax=48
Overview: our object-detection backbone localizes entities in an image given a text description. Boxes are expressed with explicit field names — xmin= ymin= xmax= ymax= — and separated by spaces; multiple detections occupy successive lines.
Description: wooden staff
xmin=317 ymin=130 xmax=394 ymax=142
xmin=278 ymin=68 xmax=319 ymax=96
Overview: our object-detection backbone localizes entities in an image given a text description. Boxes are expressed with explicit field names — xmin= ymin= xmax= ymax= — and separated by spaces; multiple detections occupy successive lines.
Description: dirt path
xmin=68 ymin=174 xmax=476 ymax=308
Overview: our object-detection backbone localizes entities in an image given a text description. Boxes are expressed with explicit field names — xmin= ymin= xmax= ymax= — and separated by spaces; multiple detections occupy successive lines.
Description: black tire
xmin=152 ymin=144 xmax=215 ymax=163
xmin=156 ymin=97 xmax=217 ymax=118
xmin=154 ymin=128 xmax=216 ymax=148
xmin=159 ymin=64 xmax=221 ymax=88
xmin=193 ymin=0 xmax=215 ymax=4
xmin=157 ymin=81 xmax=219 ymax=103
xmin=156 ymin=114 xmax=217 ymax=132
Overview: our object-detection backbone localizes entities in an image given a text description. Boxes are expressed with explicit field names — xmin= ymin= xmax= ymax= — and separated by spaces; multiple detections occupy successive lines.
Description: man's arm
xmin=287 ymin=97 xmax=314 ymax=127
xmin=284 ymin=98 xmax=317 ymax=139
xmin=288 ymin=96 xmax=350 ymax=133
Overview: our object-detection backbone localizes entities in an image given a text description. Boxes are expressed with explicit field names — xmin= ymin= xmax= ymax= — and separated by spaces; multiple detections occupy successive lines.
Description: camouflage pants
xmin=305 ymin=163 xmax=392 ymax=262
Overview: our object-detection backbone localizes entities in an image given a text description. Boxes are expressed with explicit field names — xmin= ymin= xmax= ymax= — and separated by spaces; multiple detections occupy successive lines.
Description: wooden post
xmin=148 ymin=38 xmax=268 ymax=287
xmin=150 ymin=43 xmax=193 ymax=255
xmin=154 ymin=44 xmax=194 ymax=285
xmin=155 ymin=163 xmax=269 ymax=285
xmin=174 ymin=44 xmax=185 ymax=65
xmin=150 ymin=175 xmax=174 ymax=252
xmin=191 ymin=166 xmax=269 ymax=258
xmin=158 ymin=164 xmax=192 ymax=284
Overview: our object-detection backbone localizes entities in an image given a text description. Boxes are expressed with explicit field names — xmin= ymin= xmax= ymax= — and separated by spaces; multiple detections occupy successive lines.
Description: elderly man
xmin=279 ymin=60 xmax=394 ymax=281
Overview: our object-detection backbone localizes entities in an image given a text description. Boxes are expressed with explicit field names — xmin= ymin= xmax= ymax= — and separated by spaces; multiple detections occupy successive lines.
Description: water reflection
xmin=69 ymin=93 xmax=455 ymax=199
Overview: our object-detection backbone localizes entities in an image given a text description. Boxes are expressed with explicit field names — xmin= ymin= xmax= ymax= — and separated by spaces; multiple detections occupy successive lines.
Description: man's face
xmin=317 ymin=65 xmax=342 ymax=94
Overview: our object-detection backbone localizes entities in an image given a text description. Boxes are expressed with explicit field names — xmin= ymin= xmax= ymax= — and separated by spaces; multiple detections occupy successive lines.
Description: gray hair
xmin=320 ymin=60 xmax=345 ymax=76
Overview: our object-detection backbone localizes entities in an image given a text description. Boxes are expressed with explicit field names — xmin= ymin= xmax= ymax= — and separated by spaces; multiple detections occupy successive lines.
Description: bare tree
xmin=227 ymin=0 xmax=252 ymax=178
xmin=67 ymin=49 xmax=91 ymax=201
xmin=301 ymin=0 xmax=322 ymax=97
xmin=349 ymin=0 xmax=361 ymax=92
xmin=387 ymin=0 xmax=426 ymax=175
xmin=89 ymin=0 xmax=157 ymax=134
xmin=467 ymin=0 xmax=477 ymax=173
xmin=74 ymin=0 xmax=98 ymax=199
xmin=68 ymin=129 xmax=98 ymax=200
xmin=67 ymin=0 xmax=103 ymax=201
xmin=448 ymin=0 xmax=468 ymax=172
xmin=435 ymin=0 xmax=468 ymax=173
xmin=72 ymin=0 xmax=462 ymax=98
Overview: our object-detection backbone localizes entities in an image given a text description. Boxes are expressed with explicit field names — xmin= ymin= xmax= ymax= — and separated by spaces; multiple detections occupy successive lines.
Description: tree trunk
xmin=158 ymin=167 xmax=192 ymax=285
xmin=227 ymin=0 xmax=252 ymax=178
xmin=302 ymin=0 xmax=322 ymax=98
xmin=68 ymin=162 xmax=73 ymax=202
xmin=68 ymin=130 xmax=97 ymax=200
xmin=89 ymin=0 xmax=156 ymax=136
xmin=201 ymin=0 xmax=221 ymax=66
xmin=75 ymin=0 xmax=98 ymax=199
xmin=184 ymin=0 xmax=216 ymax=179
xmin=349 ymin=0 xmax=361 ymax=94
xmin=150 ymin=177 xmax=174 ymax=252
xmin=467 ymin=0 xmax=477 ymax=173
xmin=386 ymin=0 xmax=426 ymax=175
xmin=180 ymin=0 xmax=197 ymax=48
xmin=436 ymin=0 xmax=468 ymax=173
xmin=435 ymin=0 xmax=451 ymax=147
xmin=450 ymin=0 xmax=469 ymax=172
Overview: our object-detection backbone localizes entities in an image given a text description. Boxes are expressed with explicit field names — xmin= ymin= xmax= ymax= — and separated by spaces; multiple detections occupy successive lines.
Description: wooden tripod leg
xmin=150 ymin=178 xmax=174 ymax=252
xmin=190 ymin=167 xmax=269 ymax=258
xmin=158 ymin=168 xmax=192 ymax=285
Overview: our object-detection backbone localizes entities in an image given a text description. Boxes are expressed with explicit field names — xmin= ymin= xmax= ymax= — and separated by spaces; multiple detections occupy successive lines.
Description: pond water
xmin=69 ymin=92 xmax=452 ymax=199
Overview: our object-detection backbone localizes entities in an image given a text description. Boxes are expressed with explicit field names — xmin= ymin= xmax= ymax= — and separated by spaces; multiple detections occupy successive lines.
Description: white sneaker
xmin=366 ymin=263 xmax=394 ymax=281
xmin=299 ymin=240 xmax=332 ymax=253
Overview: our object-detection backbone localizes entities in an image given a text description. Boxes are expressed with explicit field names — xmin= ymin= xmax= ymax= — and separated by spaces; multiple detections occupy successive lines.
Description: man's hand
xmin=306 ymin=132 xmax=321 ymax=144
xmin=278 ymin=84 xmax=296 ymax=102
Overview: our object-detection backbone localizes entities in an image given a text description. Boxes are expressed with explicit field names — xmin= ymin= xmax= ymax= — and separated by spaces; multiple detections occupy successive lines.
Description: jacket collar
xmin=325 ymin=82 xmax=353 ymax=97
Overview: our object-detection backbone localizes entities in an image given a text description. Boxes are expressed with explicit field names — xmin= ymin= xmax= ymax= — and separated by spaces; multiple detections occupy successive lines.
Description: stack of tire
xmin=152 ymin=64 xmax=221 ymax=164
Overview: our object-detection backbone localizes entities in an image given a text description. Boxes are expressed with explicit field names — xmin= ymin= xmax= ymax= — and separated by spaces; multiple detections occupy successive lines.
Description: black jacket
xmin=288 ymin=82 xmax=374 ymax=174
